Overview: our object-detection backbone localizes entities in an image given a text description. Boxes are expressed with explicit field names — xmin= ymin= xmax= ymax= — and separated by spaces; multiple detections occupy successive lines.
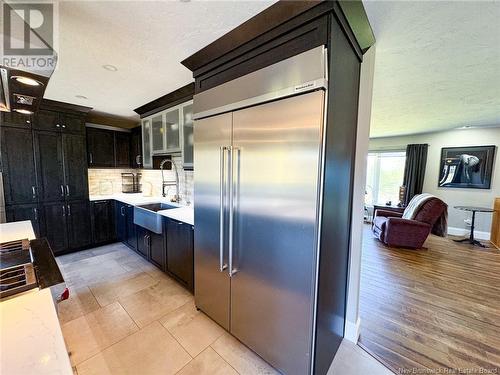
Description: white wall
xmin=369 ymin=127 xmax=500 ymax=235
xmin=344 ymin=45 xmax=376 ymax=343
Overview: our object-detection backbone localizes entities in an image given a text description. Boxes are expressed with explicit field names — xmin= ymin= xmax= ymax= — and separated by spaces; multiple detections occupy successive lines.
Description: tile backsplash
xmin=88 ymin=156 xmax=193 ymax=204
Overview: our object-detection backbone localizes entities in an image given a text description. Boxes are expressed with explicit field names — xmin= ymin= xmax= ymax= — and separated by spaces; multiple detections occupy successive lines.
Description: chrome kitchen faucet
xmin=160 ymin=159 xmax=180 ymax=203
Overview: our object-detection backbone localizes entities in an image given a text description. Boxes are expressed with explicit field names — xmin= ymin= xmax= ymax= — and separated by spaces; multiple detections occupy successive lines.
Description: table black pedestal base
xmin=451 ymin=208 xmax=494 ymax=249
xmin=453 ymin=237 xmax=487 ymax=248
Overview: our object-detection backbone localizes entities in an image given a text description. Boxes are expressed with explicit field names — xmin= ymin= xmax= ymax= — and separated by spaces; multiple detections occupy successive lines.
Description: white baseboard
xmin=448 ymin=227 xmax=491 ymax=241
xmin=344 ymin=317 xmax=361 ymax=343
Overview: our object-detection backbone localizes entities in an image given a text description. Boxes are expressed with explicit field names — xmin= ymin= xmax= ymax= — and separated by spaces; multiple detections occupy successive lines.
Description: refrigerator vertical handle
xmin=219 ymin=146 xmax=228 ymax=272
xmin=228 ymin=146 xmax=239 ymax=277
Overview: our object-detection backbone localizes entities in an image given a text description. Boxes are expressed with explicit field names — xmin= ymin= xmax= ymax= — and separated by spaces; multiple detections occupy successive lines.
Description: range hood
xmin=1 ymin=2 xmax=58 ymax=114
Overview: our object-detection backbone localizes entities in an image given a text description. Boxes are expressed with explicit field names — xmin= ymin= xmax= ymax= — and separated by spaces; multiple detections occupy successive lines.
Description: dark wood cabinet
xmin=1 ymin=111 xmax=32 ymax=128
xmin=2 ymin=100 xmax=91 ymax=255
xmin=5 ymin=204 xmax=41 ymax=237
xmin=34 ymin=109 xmax=85 ymax=134
xmin=60 ymin=113 xmax=85 ymax=134
xmin=125 ymin=205 xmax=137 ymax=250
xmin=91 ymin=200 xmax=115 ymax=244
xmin=166 ymin=219 xmax=194 ymax=291
xmin=131 ymin=127 xmax=142 ymax=168
xmin=115 ymin=132 xmax=131 ymax=167
xmin=150 ymin=231 xmax=165 ymax=270
xmin=33 ymin=110 xmax=60 ymax=131
xmin=115 ymin=201 xmax=127 ymax=242
xmin=135 ymin=227 xmax=163 ymax=267
xmin=33 ymin=131 xmax=88 ymax=203
xmin=66 ymin=200 xmax=92 ymax=249
xmin=63 ymin=134 xmax=89 ymax=200
xmin=87 ymin=128 xmax=133 ymax=168
xmin=87 ymin=128 xmax=115 ymax=167
xmin=41 ymin=202 xmax=68 ymax=254
xmin=32 ymin=131 xmax=90 ymax=253
xmin=136 ymin=225 xmax=150 ymax=259
xmin=34 ymin=131 xmax=65 ymax=203
xmin=1 ymin=127 xmax=38 ymax=205
xmin=41 ymin=200 xmax=91 ymax=254
xmin=114 ymin=201 xmax=137 ymax=251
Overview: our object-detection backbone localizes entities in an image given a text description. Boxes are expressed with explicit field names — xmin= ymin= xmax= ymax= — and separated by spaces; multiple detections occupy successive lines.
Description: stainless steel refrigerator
xmin=193 ymin=47 xmax=327 ymax=375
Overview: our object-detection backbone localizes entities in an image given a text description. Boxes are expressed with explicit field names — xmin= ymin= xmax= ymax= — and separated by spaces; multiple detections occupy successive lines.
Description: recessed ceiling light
xmin=102 ymin=64 xmax=118 ymax=72
xmin=11 ymin=75 xmax=42 ymax=86
xmin=75 ymin=94 xmax=88 ymax=100
xmin=14 ymin=108 xmax=33 ymax=115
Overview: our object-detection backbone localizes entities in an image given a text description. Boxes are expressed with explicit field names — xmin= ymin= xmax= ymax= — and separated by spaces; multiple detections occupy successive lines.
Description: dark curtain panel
xmin=403 ymin=144 xmax=428 ymax=206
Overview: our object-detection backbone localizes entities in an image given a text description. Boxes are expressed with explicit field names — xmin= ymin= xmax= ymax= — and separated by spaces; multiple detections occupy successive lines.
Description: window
xmin=365 ymin=151 xmax=406 ymax=206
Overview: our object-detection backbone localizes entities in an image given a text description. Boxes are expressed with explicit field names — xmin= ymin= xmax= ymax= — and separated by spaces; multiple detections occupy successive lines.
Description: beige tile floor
xmin=57 ymin=243 xmax=391 ymax=375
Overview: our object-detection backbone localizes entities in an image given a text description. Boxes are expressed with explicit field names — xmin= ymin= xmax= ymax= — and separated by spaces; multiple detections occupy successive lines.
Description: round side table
xmin=453 ymin=206 xmax=494 ymax=248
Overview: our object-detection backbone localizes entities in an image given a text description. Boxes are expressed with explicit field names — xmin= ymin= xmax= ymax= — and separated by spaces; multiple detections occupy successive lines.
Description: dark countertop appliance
xmin=0 ymin=238 xmax=68 ymax=305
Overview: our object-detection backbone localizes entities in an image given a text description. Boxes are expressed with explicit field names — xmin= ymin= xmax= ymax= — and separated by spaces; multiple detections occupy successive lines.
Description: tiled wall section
xmin=88 ymin=156 xmax=194 ymax=204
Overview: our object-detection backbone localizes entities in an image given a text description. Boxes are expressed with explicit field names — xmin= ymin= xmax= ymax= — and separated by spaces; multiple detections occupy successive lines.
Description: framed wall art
xmin=438 ymin=145 xmax=496 ymax=189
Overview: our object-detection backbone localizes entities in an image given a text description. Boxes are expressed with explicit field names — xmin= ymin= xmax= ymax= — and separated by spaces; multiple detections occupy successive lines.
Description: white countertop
xmin=0 ymin=221 xmax=72 ymax=375
xmin=0 ymin=289 xmax=73 ymax=375
xmin=89 ymin=193 xmax=194 ymax=225
xmin=0 ymin=220 xmax=36 ymax=242
xmin=158 ymin=206 xmax=194 ymax=226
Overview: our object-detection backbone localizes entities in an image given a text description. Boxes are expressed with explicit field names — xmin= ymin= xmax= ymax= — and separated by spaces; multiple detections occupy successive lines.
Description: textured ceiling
xmin=364 ymin=1 xmax=500 ymax=138
xmin=44 ymin=1 xmax=275 ymax=120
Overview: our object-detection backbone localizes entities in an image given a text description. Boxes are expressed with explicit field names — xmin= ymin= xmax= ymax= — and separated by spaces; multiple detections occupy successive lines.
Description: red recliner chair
xmin=372 ymin=197 xmax=447 ymax=249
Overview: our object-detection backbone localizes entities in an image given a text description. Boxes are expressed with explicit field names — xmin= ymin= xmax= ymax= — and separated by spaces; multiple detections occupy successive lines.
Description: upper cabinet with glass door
xmin=140 ymin=100 xmax=194 ymax=169
xmin=142 ymin=118 xmax=152 ymax=168
xmin=165 ymin=107 xmax=181 ymax=152
xmin=151 ymin=113 xmax=164 ymax=153
xmin=181 ymin=102 xmax=193 ymax=169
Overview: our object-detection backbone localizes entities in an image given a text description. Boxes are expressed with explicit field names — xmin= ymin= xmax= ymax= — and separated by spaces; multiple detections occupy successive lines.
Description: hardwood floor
xmin=359 ymin=225 xmax=500 ymax=374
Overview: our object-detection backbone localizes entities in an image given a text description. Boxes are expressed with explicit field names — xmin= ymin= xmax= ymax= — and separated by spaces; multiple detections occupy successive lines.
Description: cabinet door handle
xmin=89 ymin=153 xmax=93 ymax=164
xmin=121 ymin=206 xmax=125 ymax=216
xmin=60 ymin=185 xmax=65 ymax=197
xmin=61 ymin=124 xmax=66 ymax=128
xmin=32 ymin=186 xmax=36 ymax=200
xmin=67 ymin=204 xmax=71 ymax=216
xmin=66 ymin=185 xmax=70 ymax=196
xmin=62 ymin=205 xmax=66 ymax=216
xmin=136 ymin=155 xmax=142 ymax=165
xmin=33 ymin=208 xmax=38 ymax=221
xmin=56 ymin=124 xmax=60 ymax=128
